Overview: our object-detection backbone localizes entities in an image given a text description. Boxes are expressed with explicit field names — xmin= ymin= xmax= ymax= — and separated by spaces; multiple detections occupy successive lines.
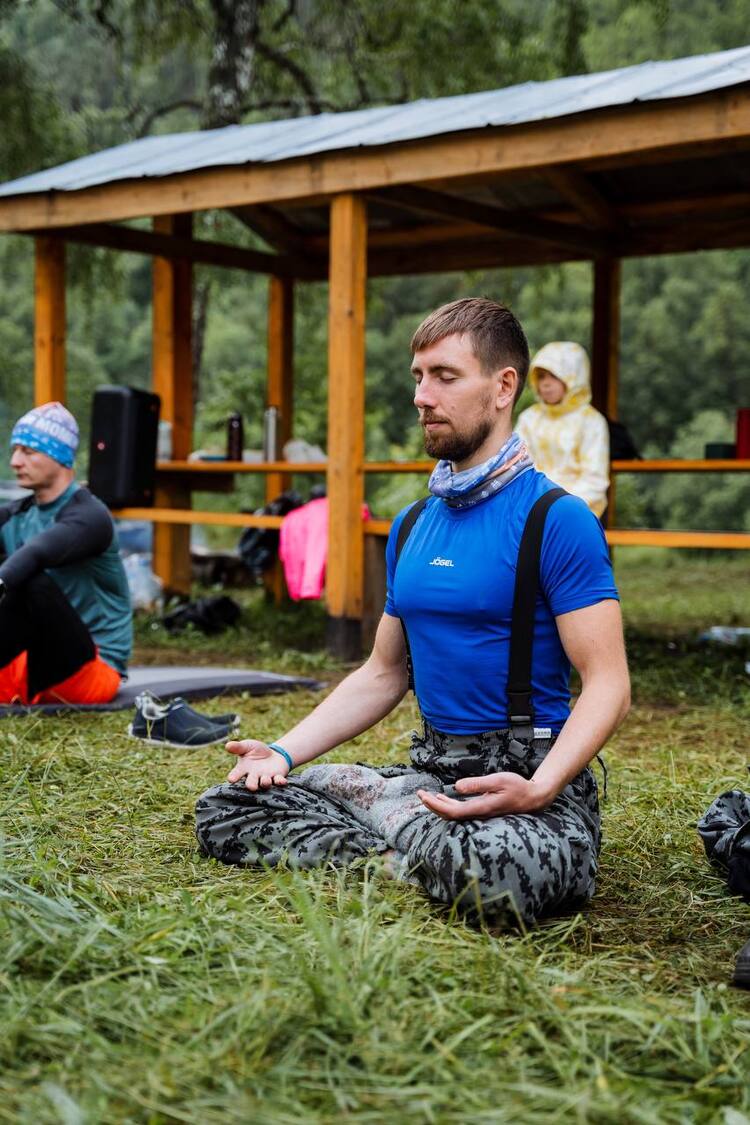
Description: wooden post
xmin=265 ymin=275 xmax=294 ymax=501
xmin=265 ymin=275 xmax=295 ymax=602
xmin=592 ymin=258 xmax=621 ymax=528
xmin=326 ymin=194 xmax=367 ymax=660
xmin=34 ymin=237 xmax=66 ymax=405
xmin=152 ymin=214 xmax=193 ymax=595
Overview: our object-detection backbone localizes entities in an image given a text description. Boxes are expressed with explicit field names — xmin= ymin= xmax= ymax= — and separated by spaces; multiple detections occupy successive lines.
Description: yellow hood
xmin=528 ymin=341 xmax=591 ymax=417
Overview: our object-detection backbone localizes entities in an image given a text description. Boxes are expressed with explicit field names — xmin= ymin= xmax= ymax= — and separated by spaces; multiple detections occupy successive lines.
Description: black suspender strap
xmin=507 ymin=486 xmax=567 ymax=743
xmin=395 ymin=497 xmax=429 ymax=693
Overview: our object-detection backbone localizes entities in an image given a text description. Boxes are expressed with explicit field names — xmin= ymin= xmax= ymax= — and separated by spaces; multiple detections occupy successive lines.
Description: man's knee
xmin=195 ymin=782 xmax=264 ymax=865
xmin=402 ymin=820 xmax=506 ymax=916
xmin=7 ymin=570 xmax=61 ymax=607
xmin=405 ymin=815 xmax=592 ymax=924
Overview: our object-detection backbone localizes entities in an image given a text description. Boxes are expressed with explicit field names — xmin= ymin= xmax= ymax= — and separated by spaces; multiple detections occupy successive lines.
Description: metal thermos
xmin=157 ymin=420 xmax=173 ymax=461
xmin=226 ymin=412 xmax=244 ymax=461
xmin=263 ymin=406 xmax=279 ymax=461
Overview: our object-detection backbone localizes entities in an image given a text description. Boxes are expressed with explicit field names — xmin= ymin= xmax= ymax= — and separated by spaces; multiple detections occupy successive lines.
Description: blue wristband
xmin=268 ymin=742 xmax=294 ymax=772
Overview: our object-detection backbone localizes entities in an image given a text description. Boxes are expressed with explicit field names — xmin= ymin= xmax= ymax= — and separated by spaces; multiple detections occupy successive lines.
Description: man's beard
xmin=421 ymin=413 xmax=494 ymax=464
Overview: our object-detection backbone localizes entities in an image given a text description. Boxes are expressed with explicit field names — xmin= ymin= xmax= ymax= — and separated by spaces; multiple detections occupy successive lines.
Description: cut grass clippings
xmin=2 ymin=552 xmax=750 ymax=1123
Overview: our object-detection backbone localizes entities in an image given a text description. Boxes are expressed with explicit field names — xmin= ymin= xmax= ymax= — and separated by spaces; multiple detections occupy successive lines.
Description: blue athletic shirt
xmin=384 ymin=469 xmax=618 ymax=735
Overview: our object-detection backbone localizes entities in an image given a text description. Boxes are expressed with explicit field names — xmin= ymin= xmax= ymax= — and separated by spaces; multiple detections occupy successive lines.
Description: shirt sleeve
xmin=540 ymin=493 xmax=618 ymax=617
xmin=0 ymin=506 xmax=9 ymax=559
xmin=0 ymin=489 xmax=114 ymax=590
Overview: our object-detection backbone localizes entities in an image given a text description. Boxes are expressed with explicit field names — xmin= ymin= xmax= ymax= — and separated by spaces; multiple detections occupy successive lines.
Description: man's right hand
xmin=226 ymin=740 xmax=290 ymax=790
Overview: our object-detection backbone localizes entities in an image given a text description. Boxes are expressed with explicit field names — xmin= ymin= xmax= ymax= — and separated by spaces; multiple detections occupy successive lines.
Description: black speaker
xmin=88 ymin=386 xmax=160 ymax=507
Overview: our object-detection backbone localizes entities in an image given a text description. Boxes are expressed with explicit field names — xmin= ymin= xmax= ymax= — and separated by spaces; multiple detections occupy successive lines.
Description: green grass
xmin=2 ymin=553 xmax=750 ymax=1123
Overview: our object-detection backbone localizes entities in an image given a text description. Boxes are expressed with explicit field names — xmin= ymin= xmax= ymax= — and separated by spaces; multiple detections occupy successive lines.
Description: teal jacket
xmin=0 ymin=483 xmax=132 ymax=675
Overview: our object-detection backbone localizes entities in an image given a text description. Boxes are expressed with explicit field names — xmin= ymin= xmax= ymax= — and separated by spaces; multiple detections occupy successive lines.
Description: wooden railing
xmin=110 ymin=458 xmax=750 ymax=549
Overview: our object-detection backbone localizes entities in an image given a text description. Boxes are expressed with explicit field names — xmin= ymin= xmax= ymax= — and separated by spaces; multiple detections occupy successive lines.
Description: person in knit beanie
xmin=0 ymin=401 xmax=131 ymax=705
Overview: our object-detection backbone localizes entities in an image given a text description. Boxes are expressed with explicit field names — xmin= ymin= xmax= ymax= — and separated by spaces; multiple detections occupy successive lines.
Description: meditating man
xmin=196 ymin=298 xmax=630 ymax=924
xmin=0 ymin=402 xmax=131 ymax=705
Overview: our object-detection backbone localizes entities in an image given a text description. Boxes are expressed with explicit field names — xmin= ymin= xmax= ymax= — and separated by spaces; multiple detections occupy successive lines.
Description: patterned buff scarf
xmin=428 ymin=431 xmax=533 ymax=509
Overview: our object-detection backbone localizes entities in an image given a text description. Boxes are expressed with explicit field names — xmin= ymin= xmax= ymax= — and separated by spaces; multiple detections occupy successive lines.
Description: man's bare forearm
xmin=530 ymin=672 xmax=630 ymax=805
xmin=269 ymin=658 xmax=408 ymax=767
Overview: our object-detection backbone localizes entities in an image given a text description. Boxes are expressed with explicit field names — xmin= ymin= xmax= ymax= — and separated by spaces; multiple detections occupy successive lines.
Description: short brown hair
xmin=410 ymin=297 xmax=530 ymax=400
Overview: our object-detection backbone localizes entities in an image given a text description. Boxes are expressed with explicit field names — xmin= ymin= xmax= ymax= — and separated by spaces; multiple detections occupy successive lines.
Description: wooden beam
xmin=592 ymin=258 xmax=621 ymax=419
xmin=265 ymin=276 xmax=295 ymax=503
xmin=230 ymin=204 xmax=314 ymax=257
xmin=2 ymin=89 xmax=749 ymax=230
xmin=111 ymin=507 xmax=285 ymax=529
xmin=28 ymin=221 xmax=318 ymax=278
xmin=611 ymin=458 xmax=750 ymax=472
xmin=361 ymin=520 xmax=750 ymax=550
xmin=153 ymin=215 xmax=193 ymax=456
xmin=544 ymin=166 xmax=626 ymax=234
xmin=621 ymin=214 xmax=750 ymax=257
xmin=156 ymin=459 xmax=326 ymax=473
xmin=592 ymin=257 xmax=621 ymax=530
xmin=264 ymin=275 xmax=295 ymax=604
xmin=373 ymin=197 xmax=705 ymax=251
xmin=368 ymin=184 xmax=610 ymax=256
xmin=583 ymin=136 xmax=750 ymax=174
xmin=153 ymin=456 xmax=750 ymax=475
xmin=606 ymin=529 xmax=750 ymax=549
xmin=365 ymin=212 xmax=750 ymax=275
xmin=315 ymin=218 xmax=577 ymax=254
xmin=368 ymin=236 xmax=577 ymax=277
xmin=326 ymin=193 xmax=367 ymax=660
xmin=363 ymin=460 xmax=434 ymax=473
xmin=366 ymin=213 xmax=750 ymax=274
xmin=350 ymin=221 xmax=479 ymax=251
xmin=621 ymin=189 xmax=750 ymax=222
xmin=152 ymin=214 xmax=193 ymax=595
xmin=362 ymin=533 xmax=387 ymax=651
xmin=34 ymin=237 xmax=66 ymax=405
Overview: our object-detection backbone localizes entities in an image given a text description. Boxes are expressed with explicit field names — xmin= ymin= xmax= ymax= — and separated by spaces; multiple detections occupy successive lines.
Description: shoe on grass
xmin=733 ymin=939 xmax=750 ymax=989
xmin=128 ymin=691 xmax=235 ymax=748
xmin=171 ymin=696 xmax=240 ymax=731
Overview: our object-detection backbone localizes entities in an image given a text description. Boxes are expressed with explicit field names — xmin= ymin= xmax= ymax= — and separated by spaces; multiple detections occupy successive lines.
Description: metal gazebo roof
xmin=2 ymin=44 xmax=750 ymax=198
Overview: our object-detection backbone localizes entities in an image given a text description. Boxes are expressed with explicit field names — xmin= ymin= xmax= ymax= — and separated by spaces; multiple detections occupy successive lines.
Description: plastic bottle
xmin=226 ymin=412 xmax=244 ymax=461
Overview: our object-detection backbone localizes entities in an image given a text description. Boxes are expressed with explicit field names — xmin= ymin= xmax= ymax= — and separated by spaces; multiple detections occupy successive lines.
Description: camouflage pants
xmin=195 ymin=721 xmax=601 ymax=924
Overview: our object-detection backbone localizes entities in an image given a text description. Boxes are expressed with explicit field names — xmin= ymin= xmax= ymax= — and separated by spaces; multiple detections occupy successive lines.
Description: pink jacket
xmin=279 ymin=497 xmax=369 ymax=601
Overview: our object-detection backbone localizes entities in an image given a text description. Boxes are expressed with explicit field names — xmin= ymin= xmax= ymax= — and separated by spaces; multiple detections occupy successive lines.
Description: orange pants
xmin=0 ymin=650 xmax=121 ymax=705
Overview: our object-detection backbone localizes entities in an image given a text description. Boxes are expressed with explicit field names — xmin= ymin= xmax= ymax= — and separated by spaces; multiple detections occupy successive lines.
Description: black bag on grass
xmin=697 ymin=789 xmax=750 ymax=902
xmin=162 ymin=595 xmax=241 ymax=636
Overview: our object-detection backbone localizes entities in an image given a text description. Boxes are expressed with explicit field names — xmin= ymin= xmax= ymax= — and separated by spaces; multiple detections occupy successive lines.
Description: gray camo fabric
xmin=195 ymin=721 xmax=601 ymax=925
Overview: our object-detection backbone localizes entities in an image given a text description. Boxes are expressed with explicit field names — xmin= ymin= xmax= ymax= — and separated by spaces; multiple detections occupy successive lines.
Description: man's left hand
xmin=417 ymin=771 xmax=551 ymax=820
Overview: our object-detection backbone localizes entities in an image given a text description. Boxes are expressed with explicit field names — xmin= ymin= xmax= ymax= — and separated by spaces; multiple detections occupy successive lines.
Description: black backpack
xmin=238 ymin=490 xmax=304 ymax=578
xmin=698 ymin=790 xmax=750 ymax=902
xmin=606 ymin=417 xmax=641 ymax=461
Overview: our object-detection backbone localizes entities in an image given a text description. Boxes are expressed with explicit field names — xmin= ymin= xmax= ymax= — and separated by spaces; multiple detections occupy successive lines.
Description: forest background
xmin=1 ymin=0 xmax=749 ymax=534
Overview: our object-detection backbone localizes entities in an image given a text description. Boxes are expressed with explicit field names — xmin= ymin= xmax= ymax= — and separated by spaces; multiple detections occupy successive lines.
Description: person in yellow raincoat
xmin=516 ymin=341 xmax=609 ymax=518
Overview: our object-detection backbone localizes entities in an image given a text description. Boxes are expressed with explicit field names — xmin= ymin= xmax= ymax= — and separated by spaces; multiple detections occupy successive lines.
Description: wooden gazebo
xmin=1 ymin=46 xmax=749 ymax=657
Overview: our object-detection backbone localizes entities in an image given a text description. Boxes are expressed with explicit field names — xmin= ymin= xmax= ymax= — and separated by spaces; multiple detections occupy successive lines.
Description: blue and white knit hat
xmin=10 ymin=402 xmax=79 ymax=468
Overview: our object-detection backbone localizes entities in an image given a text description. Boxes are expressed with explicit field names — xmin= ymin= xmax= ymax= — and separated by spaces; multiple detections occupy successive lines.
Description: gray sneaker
xmin=171 ymin=697 xmax=240 ymax=731
xmin=128 ymin=692 xmax=236 ymax=748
